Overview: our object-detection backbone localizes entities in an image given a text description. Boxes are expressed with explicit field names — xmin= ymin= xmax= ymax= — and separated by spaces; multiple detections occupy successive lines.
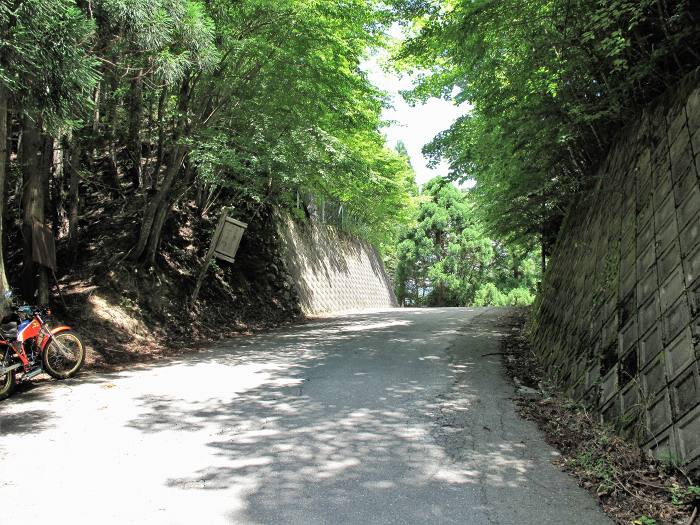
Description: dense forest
xmin=390 ymin=0 xmax=699 ymax=306
xmin=0 ymin=0 xmax=416 ymax=319
xmin=1 ymin=0 xmax=699 ymax=329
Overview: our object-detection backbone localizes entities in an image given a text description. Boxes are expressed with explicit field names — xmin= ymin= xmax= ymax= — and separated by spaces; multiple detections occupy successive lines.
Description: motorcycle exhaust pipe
xmin=22 ymin=367 xmax=44 ymax=380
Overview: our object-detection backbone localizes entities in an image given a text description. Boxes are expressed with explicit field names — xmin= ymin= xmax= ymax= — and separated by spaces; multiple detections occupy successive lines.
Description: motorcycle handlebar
xmin=17 ymin=305 xmax=51 ymax=317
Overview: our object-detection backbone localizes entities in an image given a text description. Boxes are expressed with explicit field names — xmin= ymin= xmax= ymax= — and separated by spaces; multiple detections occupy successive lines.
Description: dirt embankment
xmin=6 ymin=182 xmax=303 ymax=371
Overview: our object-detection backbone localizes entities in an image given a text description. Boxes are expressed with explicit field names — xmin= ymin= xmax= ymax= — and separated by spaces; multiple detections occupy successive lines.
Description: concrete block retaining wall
xmin=532 ymin=72 xmax=700 ymax=469
xmin=278 ymin=215 xmax=397 ymax=315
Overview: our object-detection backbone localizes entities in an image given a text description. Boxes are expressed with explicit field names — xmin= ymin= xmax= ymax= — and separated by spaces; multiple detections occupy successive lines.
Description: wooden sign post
xmin=190 ymin=207 xmax=248 ymax=305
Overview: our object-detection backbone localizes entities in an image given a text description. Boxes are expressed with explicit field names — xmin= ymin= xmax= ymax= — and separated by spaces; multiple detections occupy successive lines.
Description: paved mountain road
xmin=0 ymin=308 xmax=610 ymax=524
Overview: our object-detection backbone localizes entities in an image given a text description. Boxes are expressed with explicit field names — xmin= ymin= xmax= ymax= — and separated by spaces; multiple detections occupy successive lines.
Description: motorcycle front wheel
xmin=43 ymin=330 xmax=86 ymax=379
xmin=0 ymin=361 xmax=16 ymax=399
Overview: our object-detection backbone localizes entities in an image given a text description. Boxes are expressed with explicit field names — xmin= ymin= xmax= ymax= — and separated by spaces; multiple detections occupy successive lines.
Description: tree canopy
xmin=390 ymin=0 xmax=700 ymax=251
xmin=1 ymin=0 xmax=697 ymax=314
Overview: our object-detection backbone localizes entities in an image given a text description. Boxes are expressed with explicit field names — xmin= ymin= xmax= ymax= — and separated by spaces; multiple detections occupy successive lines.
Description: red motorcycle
xmin=0 ymin=297 xmax=85 ymax=399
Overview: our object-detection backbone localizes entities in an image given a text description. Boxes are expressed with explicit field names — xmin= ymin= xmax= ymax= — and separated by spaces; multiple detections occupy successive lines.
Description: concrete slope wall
xmin=532 ymin=72 xmax=700 ymax=469
xmin=278 ymin=216 xmax=397 ymax=315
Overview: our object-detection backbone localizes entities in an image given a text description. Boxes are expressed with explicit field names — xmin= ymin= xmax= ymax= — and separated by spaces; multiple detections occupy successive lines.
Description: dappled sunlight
xmin=0 ymin=307 xmax=604 ymax=524
xmin=86 ymin=294 xmax=150 ymax=340
xmin=109 ymin=308 xmax=548 ymax=522
xmin=337 ymin=320 xmax=412 ymax=332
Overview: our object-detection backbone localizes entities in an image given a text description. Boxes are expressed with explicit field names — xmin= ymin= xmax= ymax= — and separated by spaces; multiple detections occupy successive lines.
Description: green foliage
xmin=668 ymin=483 xmax=700 ymax=507
xmin=473 ymin=283 xmax=506 ymax=307
xmin=505 ymin=287 xmax=535 ymax=307
xmin=657 ymin=450 xmax=684 ymax=470
xmin=94 ymin=0 xmax=219 ymax=83
xmin=571 ymin=448 xmax=615 ymax=495
xmin=179 ymin=0 xmax=416 ymax=247
xmin=390 ymin=0 xmax=700 ymax=248
xmin=0 ymin=0 xmax=424 ymax=294
xmin=0 ymin=0 xmax=99 ymax=129
xmin=395 ymin=177 xmax=540 ymax=306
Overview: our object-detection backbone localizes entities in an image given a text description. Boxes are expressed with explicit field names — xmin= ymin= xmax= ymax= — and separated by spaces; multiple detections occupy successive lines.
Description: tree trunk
xmin=512 ymin=257 xmax=522 ymax=281
xmin=397 ymin=281 xmax=406 ymax=307
xmin=413 ymin=271 xmax=419 ymax=305
xmin=540 ymin=193 xmax=547 ymax=275
xmin=144 ymin=163 xmax=194 ymax=266
xmin=130 ymin=76 xmax=190 ymax=264
xmin=151 ymin=86 xmax=167 ymax=193
xmin=129 ymin=145 xmax=185 ymax=263
xmin=195 ymin=182 xmax=206 ymax=213
xmin=104 ymin=74 xmax=120 ymax=194
xmin=66 ymin=137 xmax=81 ymax=262
xmin=92 ymin=82 xmax=100 ymax=133
xmin=143 ymin=87 xmax=154 ymax=191
xmin=126 ymin=74 xmax=142 ymax=189
xmin=541 ymin=239 xmax=546 ymax=275
xmin=145 ymin=200 xmax=170 ymax=267
xmin=20 ymin=117 xmax=49 ymax=304
xmin=50 ymin=137 xmax=66 ymax=238
xmin=0 ymin=84 xmax=10 ymax=307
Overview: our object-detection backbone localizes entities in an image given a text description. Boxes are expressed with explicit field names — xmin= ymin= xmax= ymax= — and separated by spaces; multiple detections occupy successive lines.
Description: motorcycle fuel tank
xmin=17 ymin=319 xmax=40 ymax=342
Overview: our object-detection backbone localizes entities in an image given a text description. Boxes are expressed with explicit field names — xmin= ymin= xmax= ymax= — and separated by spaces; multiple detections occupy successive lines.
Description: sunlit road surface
xmin=0 ymin=307 xmax=610 ymax=524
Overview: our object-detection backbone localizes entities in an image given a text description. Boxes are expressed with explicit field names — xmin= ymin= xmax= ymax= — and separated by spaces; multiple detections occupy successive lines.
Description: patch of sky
xmin=362 ymin=24 xmax=474 ymax=189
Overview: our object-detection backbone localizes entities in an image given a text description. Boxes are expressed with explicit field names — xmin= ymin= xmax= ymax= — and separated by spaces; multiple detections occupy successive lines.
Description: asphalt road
xmin=0 ymin=307 xmax=610 ymax=524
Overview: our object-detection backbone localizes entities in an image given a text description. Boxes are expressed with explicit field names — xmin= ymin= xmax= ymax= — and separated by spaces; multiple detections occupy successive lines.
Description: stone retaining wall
xmin=531 ymin=72 xmax=700 ymax=470
xmin=278 ymin=215 xmax=397 ymax=315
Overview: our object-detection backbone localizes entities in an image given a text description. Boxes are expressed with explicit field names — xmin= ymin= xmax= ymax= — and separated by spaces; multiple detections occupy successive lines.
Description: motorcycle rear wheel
xmin=0 ymin=362 xmax=16 ymax=400
xmin=43 ymin=330 xmax=86 ymax=379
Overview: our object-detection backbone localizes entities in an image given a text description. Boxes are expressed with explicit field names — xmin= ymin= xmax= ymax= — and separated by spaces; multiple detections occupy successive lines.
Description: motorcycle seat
xmin=1 ymin=322 xmax=17 ymax=340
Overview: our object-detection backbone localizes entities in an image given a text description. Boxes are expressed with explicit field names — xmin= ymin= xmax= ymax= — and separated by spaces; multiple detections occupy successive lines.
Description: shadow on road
xmin=0 ymin=409 xmax=55 ymax=435
xmin=121 ymin=308 xmax=555 ymax=523
xmin=1 ymin=308 xmax=605 ymax=524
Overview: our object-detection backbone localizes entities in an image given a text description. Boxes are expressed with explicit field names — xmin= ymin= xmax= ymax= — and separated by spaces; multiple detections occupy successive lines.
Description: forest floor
xmin=501 ymin=310 xmax=699 ymax=525
xmin=56 ymin=277 xmax=303 ymax=372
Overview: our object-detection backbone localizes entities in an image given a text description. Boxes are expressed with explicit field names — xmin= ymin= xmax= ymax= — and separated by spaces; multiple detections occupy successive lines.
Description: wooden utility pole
xmin=0 ymin=84 xmax=9 ymax=296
